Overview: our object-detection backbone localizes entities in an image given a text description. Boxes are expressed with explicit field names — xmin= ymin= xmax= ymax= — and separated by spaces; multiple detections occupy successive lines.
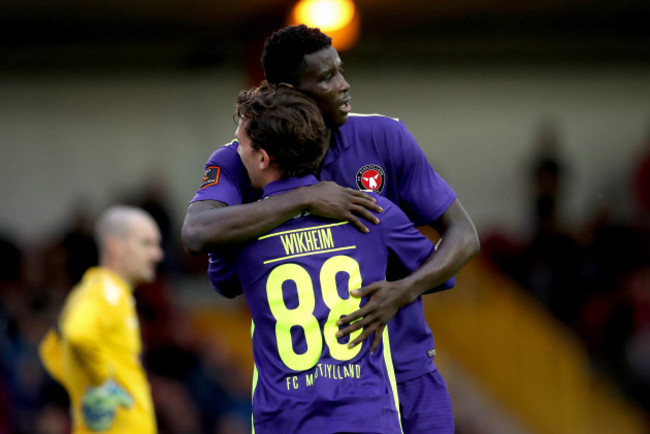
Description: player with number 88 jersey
xmin=215 ymin=176 xmax=439 ymax=434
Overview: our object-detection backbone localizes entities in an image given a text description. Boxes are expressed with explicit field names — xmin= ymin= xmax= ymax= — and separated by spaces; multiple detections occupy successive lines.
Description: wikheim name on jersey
xmin=285 ymin=362 xmax=362 ymax=391
xmin=280 ymin=227 xmax=334 ymax=256
xmin=259 ymin=222 xmax=354 ymax=264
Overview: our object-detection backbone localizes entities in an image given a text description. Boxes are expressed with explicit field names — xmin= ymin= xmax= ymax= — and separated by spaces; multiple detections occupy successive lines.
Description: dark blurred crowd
xmin=0 ymin=184 xmax=252 ymax=434
xmin=483 ymin=122 xmax=650 ymax=418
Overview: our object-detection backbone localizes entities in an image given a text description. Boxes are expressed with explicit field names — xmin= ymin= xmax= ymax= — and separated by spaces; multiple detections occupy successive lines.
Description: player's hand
xmin=336 ymin=280 xmax=412 ymax=353
xmin=82 ymin=380 xmax=133 ymax=431
xmin=304 ymin=182 xmax=382 ymax=233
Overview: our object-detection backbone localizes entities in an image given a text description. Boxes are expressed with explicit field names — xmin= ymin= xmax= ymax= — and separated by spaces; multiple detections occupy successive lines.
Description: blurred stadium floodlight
xmin=288 ymin=0 xmax=360 ymax=51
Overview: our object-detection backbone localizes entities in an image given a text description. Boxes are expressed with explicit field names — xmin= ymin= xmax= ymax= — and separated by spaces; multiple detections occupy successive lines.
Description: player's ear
xmin=277 ymin=82 xmax=295 ymax=90
xmin=259 ymin=148 xmax=272 ymax=169
xmin=105 ymin=236 xmax=122 ymax=259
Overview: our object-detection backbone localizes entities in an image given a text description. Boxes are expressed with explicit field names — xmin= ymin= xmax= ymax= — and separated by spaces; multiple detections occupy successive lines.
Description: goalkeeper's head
xmin=95 ymin=206 xmax=163 ymax=286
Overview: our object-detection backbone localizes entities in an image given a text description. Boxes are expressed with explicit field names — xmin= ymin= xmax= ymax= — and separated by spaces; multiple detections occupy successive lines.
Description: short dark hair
xmin=261 ymin=24 xmax=332 ymax=86
xmin=236 ymin=83 xmax=327 ymax=178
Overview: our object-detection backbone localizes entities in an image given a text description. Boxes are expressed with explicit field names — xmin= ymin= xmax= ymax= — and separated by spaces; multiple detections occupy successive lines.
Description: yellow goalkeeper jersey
xmin=39 ymin=267 xmax=156 ymax=433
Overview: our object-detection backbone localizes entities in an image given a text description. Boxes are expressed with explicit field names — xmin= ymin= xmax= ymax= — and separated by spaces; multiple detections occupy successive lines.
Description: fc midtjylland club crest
xmin=356 ymin=164 xmax=386 ymax=193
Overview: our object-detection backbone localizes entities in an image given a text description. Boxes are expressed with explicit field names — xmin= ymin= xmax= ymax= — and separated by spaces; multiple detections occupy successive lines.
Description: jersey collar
xmin=262 ymin=175 xmax=319 ymax=199
xmin=85 ymin=267 xmax=133 ymax=293
xmin=321 ymin=125 xmax=350 ymax=168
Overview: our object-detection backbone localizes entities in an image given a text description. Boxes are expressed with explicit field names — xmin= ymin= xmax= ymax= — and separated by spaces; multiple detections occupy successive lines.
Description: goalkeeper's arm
xmin=39 ymin=329 xmax=66 ymax=386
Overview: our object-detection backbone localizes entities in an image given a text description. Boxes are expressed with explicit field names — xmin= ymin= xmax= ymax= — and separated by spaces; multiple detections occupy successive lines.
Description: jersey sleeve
xmin=190 ymin=141 xmax=251 ymax=206
xmin=390 ymin=120 xmax=457 ymax=226
xmin=376 ymin=195 xmax=436 ymax=272
xmin=207 ymin=252 xmax=243 ymax=298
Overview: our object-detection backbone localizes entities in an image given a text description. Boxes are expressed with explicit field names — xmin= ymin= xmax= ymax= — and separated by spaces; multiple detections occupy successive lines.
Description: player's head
xmin=235 ymin=83 xmax=327 ymax=189
xmin=95 ymin=206 xmax=163 ymax=286
xmin=262 ymin=24 xmax=351 ymax=128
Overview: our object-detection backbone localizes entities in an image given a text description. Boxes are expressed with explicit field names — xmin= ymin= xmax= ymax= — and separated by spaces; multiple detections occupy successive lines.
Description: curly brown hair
xmin=236 ymin=83 xmax=327 ymax=178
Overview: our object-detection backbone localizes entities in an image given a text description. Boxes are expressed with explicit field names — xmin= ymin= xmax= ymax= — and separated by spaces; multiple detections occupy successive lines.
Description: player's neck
xmin=315 ymin=129 xmax=332 ymax=167
xmin=99 ymin=258 xmax=134 ymax=288
xmin=259 ymin=168 xmax=283 ymax=190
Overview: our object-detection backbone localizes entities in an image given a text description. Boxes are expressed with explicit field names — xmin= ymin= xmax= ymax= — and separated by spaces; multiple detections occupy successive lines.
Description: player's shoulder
xmin=370 ymin=191 xmax=394 ymax=205
xmin=78 ymin=271 xmax=128 ymax=307
xmin=348 ymin=112 xmax=400 ymax=122
xmin=368 ymin=192 xmax=402 ymax=218
xmin=220 ymin=139 xmax=239 ymax=151
xmin=347 ymin=113 xmax=401 ymax=128
xmin=343 ymin=114 xmax=407 ymax=142
xmin=205 ymin=139 xmax=240 ymax=164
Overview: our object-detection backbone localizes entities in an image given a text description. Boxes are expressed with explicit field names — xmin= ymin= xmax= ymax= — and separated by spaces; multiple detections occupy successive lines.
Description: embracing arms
xmin=404 ymin=198 xmax=480 ymax=300
xmin=337 ymin=198 xmax=480 ymax=352
xmin=182 ymin=181 xmax=382 ymax=254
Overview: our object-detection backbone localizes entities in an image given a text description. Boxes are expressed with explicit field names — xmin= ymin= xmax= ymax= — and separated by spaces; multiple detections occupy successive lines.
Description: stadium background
xmin=1 ymin=0 xmax=649 ymax=432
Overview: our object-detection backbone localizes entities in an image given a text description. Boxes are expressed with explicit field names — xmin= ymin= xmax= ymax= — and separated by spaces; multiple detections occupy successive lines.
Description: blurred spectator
xmin=633 ymin=126 xmax=650 ymax=223
xmin=621 ymin=266 xmax=650 ymax=410
xmin=485 ymin=120 xmax=650 ymax=418
xmin=33 ymin=404 xmax=70 ymax=434
xmin=0 ymin=233 xmax=59 ymax=433
xmin=485 ymin=119 xmax=584 ymax=324
xmin=133 ymin=173 xmax=182 ymax=275
xmin=524 ymin=120 xmax=583 ymax=324
xmin=59 ymin=200 xmax=98 ymax=287
xmin=529 ymin=119 xmax=564 ymax=235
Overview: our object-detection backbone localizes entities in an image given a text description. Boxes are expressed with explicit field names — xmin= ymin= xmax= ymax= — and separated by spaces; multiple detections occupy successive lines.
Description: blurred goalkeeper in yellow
xmin=39 ymin=205 xmax=163 ymax=433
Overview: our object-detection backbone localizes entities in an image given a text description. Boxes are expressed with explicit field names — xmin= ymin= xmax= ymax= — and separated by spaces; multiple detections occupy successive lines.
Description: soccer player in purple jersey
xmin=182 ymin=26 xmax=480 ymax=433
xmin=216 ymin=82 xmax=455 ymax=434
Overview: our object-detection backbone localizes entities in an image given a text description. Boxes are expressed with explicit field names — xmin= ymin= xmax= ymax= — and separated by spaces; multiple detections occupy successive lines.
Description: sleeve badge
xmin=200 ymin=166 xmax=221 ymax=189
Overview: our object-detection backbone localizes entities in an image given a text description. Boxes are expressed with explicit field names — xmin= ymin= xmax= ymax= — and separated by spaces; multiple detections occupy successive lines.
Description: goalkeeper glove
xmin=81 ymin=380 xmax=133 ymax=431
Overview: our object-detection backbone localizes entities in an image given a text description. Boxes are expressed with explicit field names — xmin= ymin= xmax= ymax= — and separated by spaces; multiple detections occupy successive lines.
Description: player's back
xmin=235 ymin=209 xmax=402 ymax=434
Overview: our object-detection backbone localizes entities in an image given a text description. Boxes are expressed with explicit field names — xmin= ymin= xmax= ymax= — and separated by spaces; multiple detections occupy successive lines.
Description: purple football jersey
xmin=192 ymin=114 xmax=456 ymax=383
xmin=211 ymin=175 xmax=434 ymax=434
xmin=319 ymin=115 xmax=456 ymax=382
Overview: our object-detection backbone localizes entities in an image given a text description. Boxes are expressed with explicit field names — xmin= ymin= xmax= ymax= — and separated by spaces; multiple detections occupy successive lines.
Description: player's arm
xmin=380 ymin=200 xmax=477 ymax=298
xmin=423 ymin=198 xmax=480 ymax=290
xmin=39 ymin=329 xmax=67 ymax=386
xmin=380 ymin=199 xmax=478 ymax=302
xmin=182 ymin=181 xmax=382 ymax=254
xmin=337 ymin=198 xmax=479 ymax=352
